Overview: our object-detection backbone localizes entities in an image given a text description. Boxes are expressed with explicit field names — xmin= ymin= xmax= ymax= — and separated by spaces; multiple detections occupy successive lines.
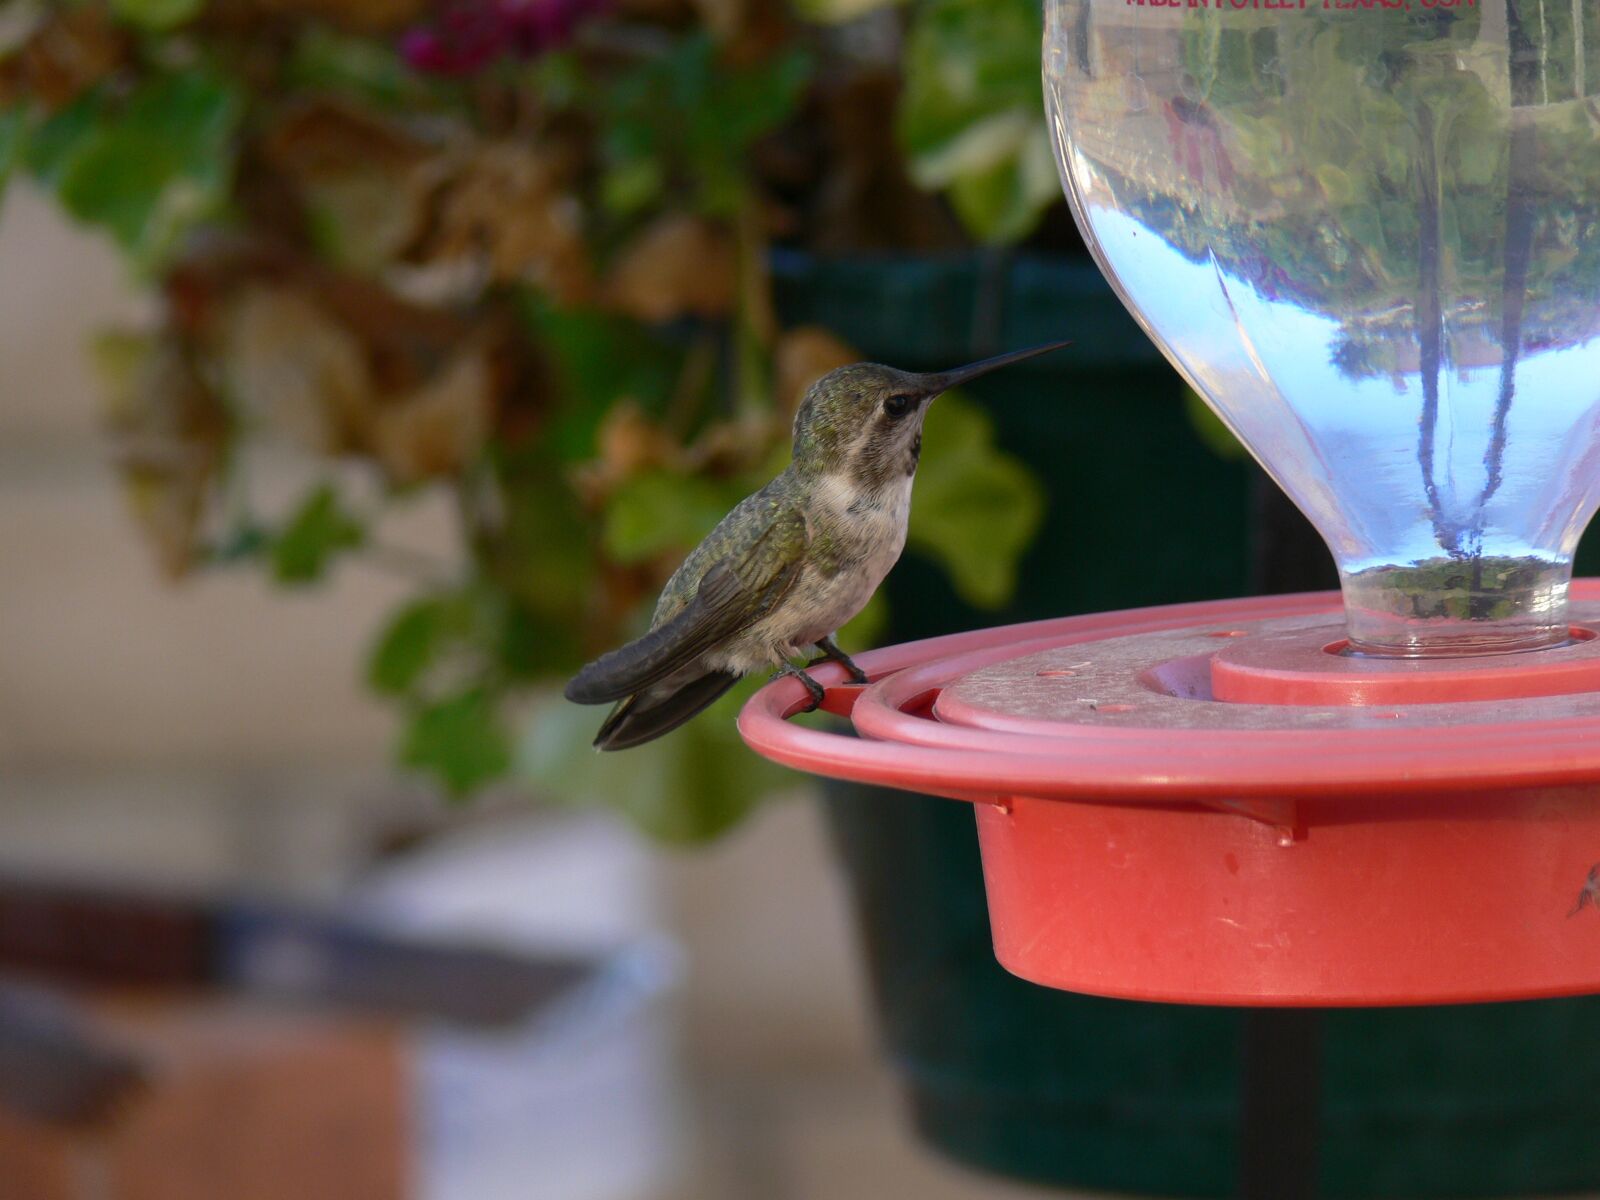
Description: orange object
xmin=0 ymin=996 xmax=408 ymax=1200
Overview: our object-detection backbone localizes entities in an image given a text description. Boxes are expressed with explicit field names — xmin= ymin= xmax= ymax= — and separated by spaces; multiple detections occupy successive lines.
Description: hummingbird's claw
xmin=773 ymin=663 xmax=828 ymax=712
xmin=811 ymin=636 xmax=869 ymax=686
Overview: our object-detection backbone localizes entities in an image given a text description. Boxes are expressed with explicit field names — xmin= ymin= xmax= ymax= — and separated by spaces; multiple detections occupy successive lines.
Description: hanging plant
xmin=0 ymin=0 xmax=1062 ymax=838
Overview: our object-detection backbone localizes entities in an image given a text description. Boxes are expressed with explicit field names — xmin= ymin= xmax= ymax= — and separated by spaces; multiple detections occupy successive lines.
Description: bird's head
xmin=790 ymin=342 xmax=1070 ymax=486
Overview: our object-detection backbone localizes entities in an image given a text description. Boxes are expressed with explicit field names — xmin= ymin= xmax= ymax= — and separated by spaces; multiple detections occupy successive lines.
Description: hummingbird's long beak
xmin=912 ymin=340 xmax=1073 ymax=398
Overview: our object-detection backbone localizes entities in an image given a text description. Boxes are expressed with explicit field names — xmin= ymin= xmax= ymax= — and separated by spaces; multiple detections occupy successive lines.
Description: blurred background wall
xmin=0 ymin=182 xmax=1053 ymax=1200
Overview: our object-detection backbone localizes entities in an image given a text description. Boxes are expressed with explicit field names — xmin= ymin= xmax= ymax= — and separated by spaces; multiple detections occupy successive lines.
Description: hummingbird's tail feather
xmin=566 ymin=551 xmax=804 ymax=706
xmin=593 ymin=670 xmax=742 ymax=752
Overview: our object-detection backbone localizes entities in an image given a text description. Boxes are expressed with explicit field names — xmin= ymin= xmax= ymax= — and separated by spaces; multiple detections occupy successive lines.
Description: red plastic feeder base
xmin=739 ymin=586 xmax=1600 ymax=1007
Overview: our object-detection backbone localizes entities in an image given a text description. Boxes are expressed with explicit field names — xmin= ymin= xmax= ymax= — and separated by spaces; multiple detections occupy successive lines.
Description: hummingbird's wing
xmin=564 ymin=505 xmax=808 ymax=706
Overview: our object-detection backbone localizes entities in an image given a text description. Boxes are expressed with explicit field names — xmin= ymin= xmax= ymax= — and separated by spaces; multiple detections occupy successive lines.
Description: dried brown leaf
xmin=230 ymin=0 xmax=430 ymax=33
xmin=0 ymin=6 xmax=125 ymax=110
xmin=372 ymin=347 xmax=496 ymax=483
xmin=221 ymin=285 xmax=374 ymax=455
xmin=682 ymin=414 xmax=787 ymax=478
xmin=604 ymin=215 xmax=736 ymax=324
xmin=598 ymin=401 xmax=678 ymax=478
xmin=163 ymin=239 xmax=529 ymax=485
xmin=262 ymin=100 xmax=443 ymax=269
xmin=775 ymin=326 xmax=858 ymax=416
xmin=98 ymin=337 xmax=225 ymax=579
xmin=416 ymin=143 xmax=593 ymax=303
xmin=265 ymin=99 xmax=434 ymax=176
xmin=692 ymin=0 xmax=791 ymax=63
xmin=572 ymin=400 xmax=681 ymax=504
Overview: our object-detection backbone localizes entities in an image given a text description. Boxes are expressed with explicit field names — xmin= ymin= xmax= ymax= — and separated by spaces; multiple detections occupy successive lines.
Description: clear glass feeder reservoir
xmin=1046 ymin=0 xmax=1600 ymax=656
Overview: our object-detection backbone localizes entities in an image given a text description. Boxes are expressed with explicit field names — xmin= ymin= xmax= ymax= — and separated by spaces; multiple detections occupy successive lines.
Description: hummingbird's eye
xmin=882 ymin=394 xmax=915 ymax=420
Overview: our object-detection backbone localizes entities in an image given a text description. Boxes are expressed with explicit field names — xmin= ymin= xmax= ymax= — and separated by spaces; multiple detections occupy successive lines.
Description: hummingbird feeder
xmin=741 ymin=2 xmax=1600 ymax=1009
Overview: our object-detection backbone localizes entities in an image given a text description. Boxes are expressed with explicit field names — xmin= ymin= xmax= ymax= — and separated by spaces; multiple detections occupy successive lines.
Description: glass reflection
xmin=1047 ymin=2 xmax=1600 ymax=655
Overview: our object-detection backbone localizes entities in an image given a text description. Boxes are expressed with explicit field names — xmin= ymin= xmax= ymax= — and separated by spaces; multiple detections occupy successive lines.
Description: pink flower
xmin=401 ymin=0 xmax=607 ymax=77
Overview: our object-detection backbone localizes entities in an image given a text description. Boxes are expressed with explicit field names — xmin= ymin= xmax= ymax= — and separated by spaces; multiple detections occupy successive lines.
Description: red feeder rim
xmin=738 ymin=583 xmax=1600 ymax=1006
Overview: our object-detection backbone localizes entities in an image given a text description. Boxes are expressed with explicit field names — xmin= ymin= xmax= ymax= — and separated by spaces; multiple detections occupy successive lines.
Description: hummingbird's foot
xmin=810 ymin=635 xmax=869 ymax=686
xmin=773 ymin=663 xmax=828 ymax=712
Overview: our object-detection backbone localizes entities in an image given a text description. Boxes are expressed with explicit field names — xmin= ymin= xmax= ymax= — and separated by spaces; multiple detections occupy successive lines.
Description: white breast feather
xmin=710 ymin=473 xmax=914 ymax=673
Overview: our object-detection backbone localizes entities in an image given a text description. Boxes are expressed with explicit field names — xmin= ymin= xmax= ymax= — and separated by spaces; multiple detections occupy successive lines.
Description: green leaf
xmin=602 ymin=470 xmax=738 ymax=564
xmin=53 ymin=70 xmax=241 ymax=270
xmin=285 ymin=28 xmax=421 ymax=108
xmin=945 ymin=125 xmax=1060 ymax=246
xmin=271 ymin=484 xmax=365 ymax=585
xmin=24 ymin=91 xmax=106 ymax=188
xmin=518 ymin=304 xmax=682 ymax=460
xmin=110 ymin=0 xmax=204 ymax=30
xmin=368 ymin=595 xmax=459 ymax=696
xmin=1183 ymin=386 xmax=1247 ymax=461
xmin=496 ymin=599 xmax=585 ymax=682
xmin=908 ymin=390 xmax=1044 ymax=609
xmin=600 ymin=35 xmax=810 ymax=220
xmin=600 ymin=156 xmax=665 ymax=217
xmin=486 ymin=452 xmax=598 ymax=618
xmin=899 ymin=0 xmax=1054 ymax=245
xmin=206 ymin=523 xmax=271 ymax=566
xmin=402 ymin=687 xmax=513 ymax=797
xmin=368 ymin=583 xmax=583 ymax=703
xmin=518 ymin=682 xmax=794 ymax=843
xmin=0 ymin=107 xmax=24 ymax=207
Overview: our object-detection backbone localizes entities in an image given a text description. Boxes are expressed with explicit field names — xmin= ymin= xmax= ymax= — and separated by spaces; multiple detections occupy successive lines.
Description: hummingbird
xmin=565 ymin=341 xmax=1071 ymax=751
